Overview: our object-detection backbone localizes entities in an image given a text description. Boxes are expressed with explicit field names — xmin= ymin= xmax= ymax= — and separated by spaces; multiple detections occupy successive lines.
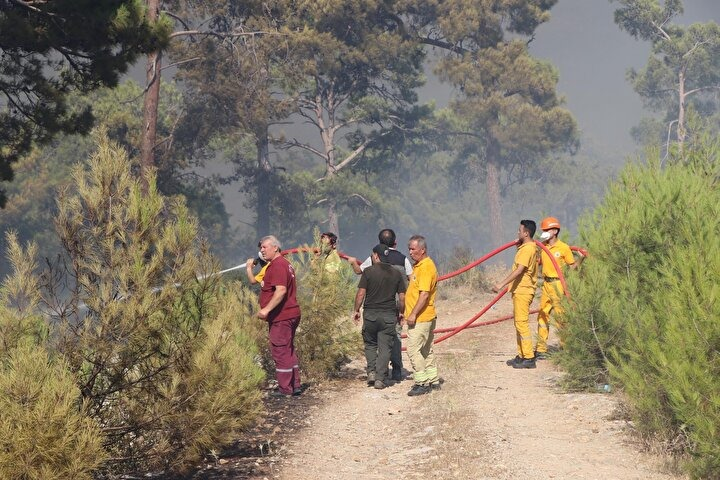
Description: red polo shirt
xmin=260 ymin=255 xmax=301 ymax=322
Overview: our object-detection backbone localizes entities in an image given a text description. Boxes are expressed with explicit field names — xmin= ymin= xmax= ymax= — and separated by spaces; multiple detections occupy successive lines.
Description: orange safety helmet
xmin=540 ymin=216 xmax=561 ymax=231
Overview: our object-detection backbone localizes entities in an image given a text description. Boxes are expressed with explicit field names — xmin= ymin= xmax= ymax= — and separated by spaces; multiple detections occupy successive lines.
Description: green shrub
xmin=558 ymin=137 xmax=720 ymax=478
xmin=0 ymin=345 xmax=106 ymax=480
xmin=437 ymin=245 xmax=491 ymax=290
xmin=1 ymin=134 xmax=266 ymax=476
xmin=293 ymin=235 xmax=362 ymax=379
xmin=157 ymin=281 xmax=265 ymax=473
xmin=0 ymin=235 xmax=47 ymax=354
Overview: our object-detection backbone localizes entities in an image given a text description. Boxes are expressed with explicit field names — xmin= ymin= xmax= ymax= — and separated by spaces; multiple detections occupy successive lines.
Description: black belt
xmin=544 ymin=277 xmax=559 ymax=282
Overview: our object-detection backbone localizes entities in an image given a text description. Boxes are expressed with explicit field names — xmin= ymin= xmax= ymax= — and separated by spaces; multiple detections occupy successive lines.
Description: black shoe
xmin=391 ymin=369 xmax=403 ymax=382
xmin=512 ymin=358 xmax=537 ymax=369
xmin=506 ymin=356 xmax=522 ymax=367
xmin=269 ymin=389 xmax=292 ymax=398
xmin=366 ymin=371 xmax=376 ymax=386
xmin=407 ymin=384 xmax=431 ymax=396
xmin=292 ymin=388 xmax=302 ymax=396
xmin=374 ymin=380 xmax=390 ymax=390
xmin=429 ymin=377 xmax=445 ymax=390
xmin=535 ymin=351 xmax=549 ymax=360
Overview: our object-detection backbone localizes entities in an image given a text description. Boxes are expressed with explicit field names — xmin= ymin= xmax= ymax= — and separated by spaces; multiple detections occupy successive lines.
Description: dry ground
xmin=190 ymin=287 xmax=686 ymax=480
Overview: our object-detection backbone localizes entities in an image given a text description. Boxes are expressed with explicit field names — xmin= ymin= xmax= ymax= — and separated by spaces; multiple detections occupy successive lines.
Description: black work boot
xmin=407 ymin=384 xmax=431 ymax=396
xmin=506 ymin=356 xmax=522 ymax=367
xmin=367 ymin=371 xmax=376 ymax=386
xmin=512 ymin=358 xmax=537 ymax=369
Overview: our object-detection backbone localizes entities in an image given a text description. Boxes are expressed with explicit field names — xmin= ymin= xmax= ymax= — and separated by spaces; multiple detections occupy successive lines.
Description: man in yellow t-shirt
xmin=535 ymin=217 xmax=584 ymax=359
xmin=404 ymin=235 xmax=440 ymax=396
xmin=493 ymin=220 xmax=539 ymax=369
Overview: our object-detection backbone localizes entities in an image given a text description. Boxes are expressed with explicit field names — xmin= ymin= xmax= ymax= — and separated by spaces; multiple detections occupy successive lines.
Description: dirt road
xmin=196 ymin=288 xmax=685 ymax=480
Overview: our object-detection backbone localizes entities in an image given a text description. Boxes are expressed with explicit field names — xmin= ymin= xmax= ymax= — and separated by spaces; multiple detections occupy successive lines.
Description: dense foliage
xmin=0 ymin=80 xmax=234 ymax=279
xmin=0 ymin=0 xmax=170 ymax=205
xmin=0 ymin=136 xmax=264 ymax=476
xmin=0 ymin=345 xmax=106 ymax=480
xmin=293 ymin=234 xmax=362 ymax=379
xmin=558 ymin=135 xmax=720 ymax=478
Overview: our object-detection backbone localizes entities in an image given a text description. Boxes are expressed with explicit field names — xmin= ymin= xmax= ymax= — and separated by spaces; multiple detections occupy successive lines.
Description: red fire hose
xmin=280 ymin=240 xmax=585 ymax=348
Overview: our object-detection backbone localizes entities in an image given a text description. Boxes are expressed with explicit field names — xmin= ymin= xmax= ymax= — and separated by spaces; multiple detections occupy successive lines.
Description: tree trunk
xmin=677 ymin=67 xmax=686 ymax=155
xmin=317 ymin=88 xmax=340 ymax=238
xmin=328 ymin=200 xmax=339 ymax=240
xmin=485 ymin=155 xmax=503 ymax=248
xmin=140 ymin=0 xmax=161 ymax=188
xmin=255 ymin=130 xmax=272 ymax=237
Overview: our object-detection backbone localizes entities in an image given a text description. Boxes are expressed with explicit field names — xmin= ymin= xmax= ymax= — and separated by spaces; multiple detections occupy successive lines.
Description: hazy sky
xmin=530 ymin=0 xmax=719 ymax=153
xmin=157 ymin=1 xmax=720 ymax=238
xmin=419 ymin=1 xmax=720 ymax=157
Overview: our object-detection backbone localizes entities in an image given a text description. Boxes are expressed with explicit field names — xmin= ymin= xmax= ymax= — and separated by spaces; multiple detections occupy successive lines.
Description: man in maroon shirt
xmin=257 ymin=235 xmax=302 ymax=397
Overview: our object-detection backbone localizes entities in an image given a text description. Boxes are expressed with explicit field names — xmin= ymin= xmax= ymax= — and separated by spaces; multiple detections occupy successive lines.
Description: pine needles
xmin=558 ymin=137 xmax=720 ymax=478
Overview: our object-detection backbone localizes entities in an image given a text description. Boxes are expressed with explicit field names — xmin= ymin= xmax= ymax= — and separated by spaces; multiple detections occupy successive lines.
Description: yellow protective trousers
xmin=512 ymin=291 xmax=535 ymax=359
xmin=406 ymin=318 xmax=439 ymax=385
xmin=536 ymin=280 xmax=565 ymax=354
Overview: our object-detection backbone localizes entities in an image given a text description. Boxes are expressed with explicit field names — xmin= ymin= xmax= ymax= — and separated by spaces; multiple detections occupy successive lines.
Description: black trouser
xmin=362 ymin=309 xmax=398 ymax=382
xmin=390 ymin=322 xmax=403 ymax=375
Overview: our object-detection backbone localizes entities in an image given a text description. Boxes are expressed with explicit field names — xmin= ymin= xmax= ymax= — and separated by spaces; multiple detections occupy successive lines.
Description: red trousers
xmin=269 ymin=316 xmax=301 ymax=394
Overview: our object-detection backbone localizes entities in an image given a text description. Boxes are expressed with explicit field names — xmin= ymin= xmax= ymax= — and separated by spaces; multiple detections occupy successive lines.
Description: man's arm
xmin=492 ymin=265 xmax=526 ymax=293
xmin=353 ymin=288 xmax=366 ymax=323
xmin=405 ymin=291 xmax=430 ymax=327
xmin=348 ymin=257 xmax=363 ymax=274
xmin=404 ymin=257 xmax=413 ymax=276
xmin=397 ymin=292 xmax=406 ymax=324
xmin=569 ymin=252 xmax=585 ymax=270
xmin=258 ymin=285 xmax=287 ymax=319
xmin=245 ymin=258 xmax=258 ymax=284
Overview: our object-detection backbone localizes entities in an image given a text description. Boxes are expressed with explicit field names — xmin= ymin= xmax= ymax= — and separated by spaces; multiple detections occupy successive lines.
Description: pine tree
xmin=1 ymin=132 xmax=265 ymax=475
xmin=559 ymin=133 xmax=720 ymax=478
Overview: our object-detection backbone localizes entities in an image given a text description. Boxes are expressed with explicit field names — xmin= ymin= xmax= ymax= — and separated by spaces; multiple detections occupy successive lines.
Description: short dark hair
xmin=321 ymin=232 xmax=337 ymax=246
xmin=378 ymin=228 xmax=396 ymax=247
xmin=520 ymin=220 xmax=536 ymax=238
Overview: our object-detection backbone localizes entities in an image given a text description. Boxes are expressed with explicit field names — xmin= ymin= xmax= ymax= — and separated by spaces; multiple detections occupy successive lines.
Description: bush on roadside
xmin=0 ymin=345 xmax=106 ymax=480
xmin=293 ymin=233 xmax=361 ymax=379
xmin=1 ymin=134 xmax=265 ymax=477
xmin=437 ymin=245 xmax=491 ymax=290
xmin=156 ymin=282 xmax=265 ymax=473
xmin=558 ymin=135 xmax=720 ymax=478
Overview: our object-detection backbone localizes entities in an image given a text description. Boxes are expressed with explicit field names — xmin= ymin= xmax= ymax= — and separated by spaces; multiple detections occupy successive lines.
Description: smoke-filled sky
xmin=419 ymin=0 xmax=720 ymax=158
xmin=530 ymin=0 xmax=719 ymax=154
xmin=170 ymin=1 xmax=720 ymax=250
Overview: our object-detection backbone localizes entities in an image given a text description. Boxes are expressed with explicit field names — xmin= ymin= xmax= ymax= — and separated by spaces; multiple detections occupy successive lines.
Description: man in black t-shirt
xmin=347 ymin=228 xmax=412 ymax=381
xmin=353 ymin=244 xmax=407 ymax=389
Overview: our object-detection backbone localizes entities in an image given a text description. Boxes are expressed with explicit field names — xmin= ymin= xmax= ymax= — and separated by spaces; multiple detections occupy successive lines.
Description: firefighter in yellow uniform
xmin=493 ymin=220 xmax=539 ymax=369
xmin=535 ymin=217 xmax=583 ymax=359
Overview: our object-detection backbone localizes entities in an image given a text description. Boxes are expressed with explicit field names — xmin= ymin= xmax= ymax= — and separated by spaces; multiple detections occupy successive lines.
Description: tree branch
xmin=684 ymin=85 xmax=720 ymax=97
xmin=683 ymin=40 xmax=712 ymax=59
xmin=327 ymin=137 xmax=374 ymax=176
xmin=419 ymin=36 xmax=469 ymax=55
xmin=281 ymin=138 xmax=327 ymax=160
xmin=161 ymin=57 xmax=202 ymax=70
xmin=169 ymin=29 xmax=283 ymax=39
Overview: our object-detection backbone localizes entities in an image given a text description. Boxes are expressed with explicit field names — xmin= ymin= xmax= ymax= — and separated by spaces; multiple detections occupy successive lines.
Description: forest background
xmin=2 ymin=0 xmax=716 ymax=271
xmin=1 ymin=0 xmax=720 ymax=478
